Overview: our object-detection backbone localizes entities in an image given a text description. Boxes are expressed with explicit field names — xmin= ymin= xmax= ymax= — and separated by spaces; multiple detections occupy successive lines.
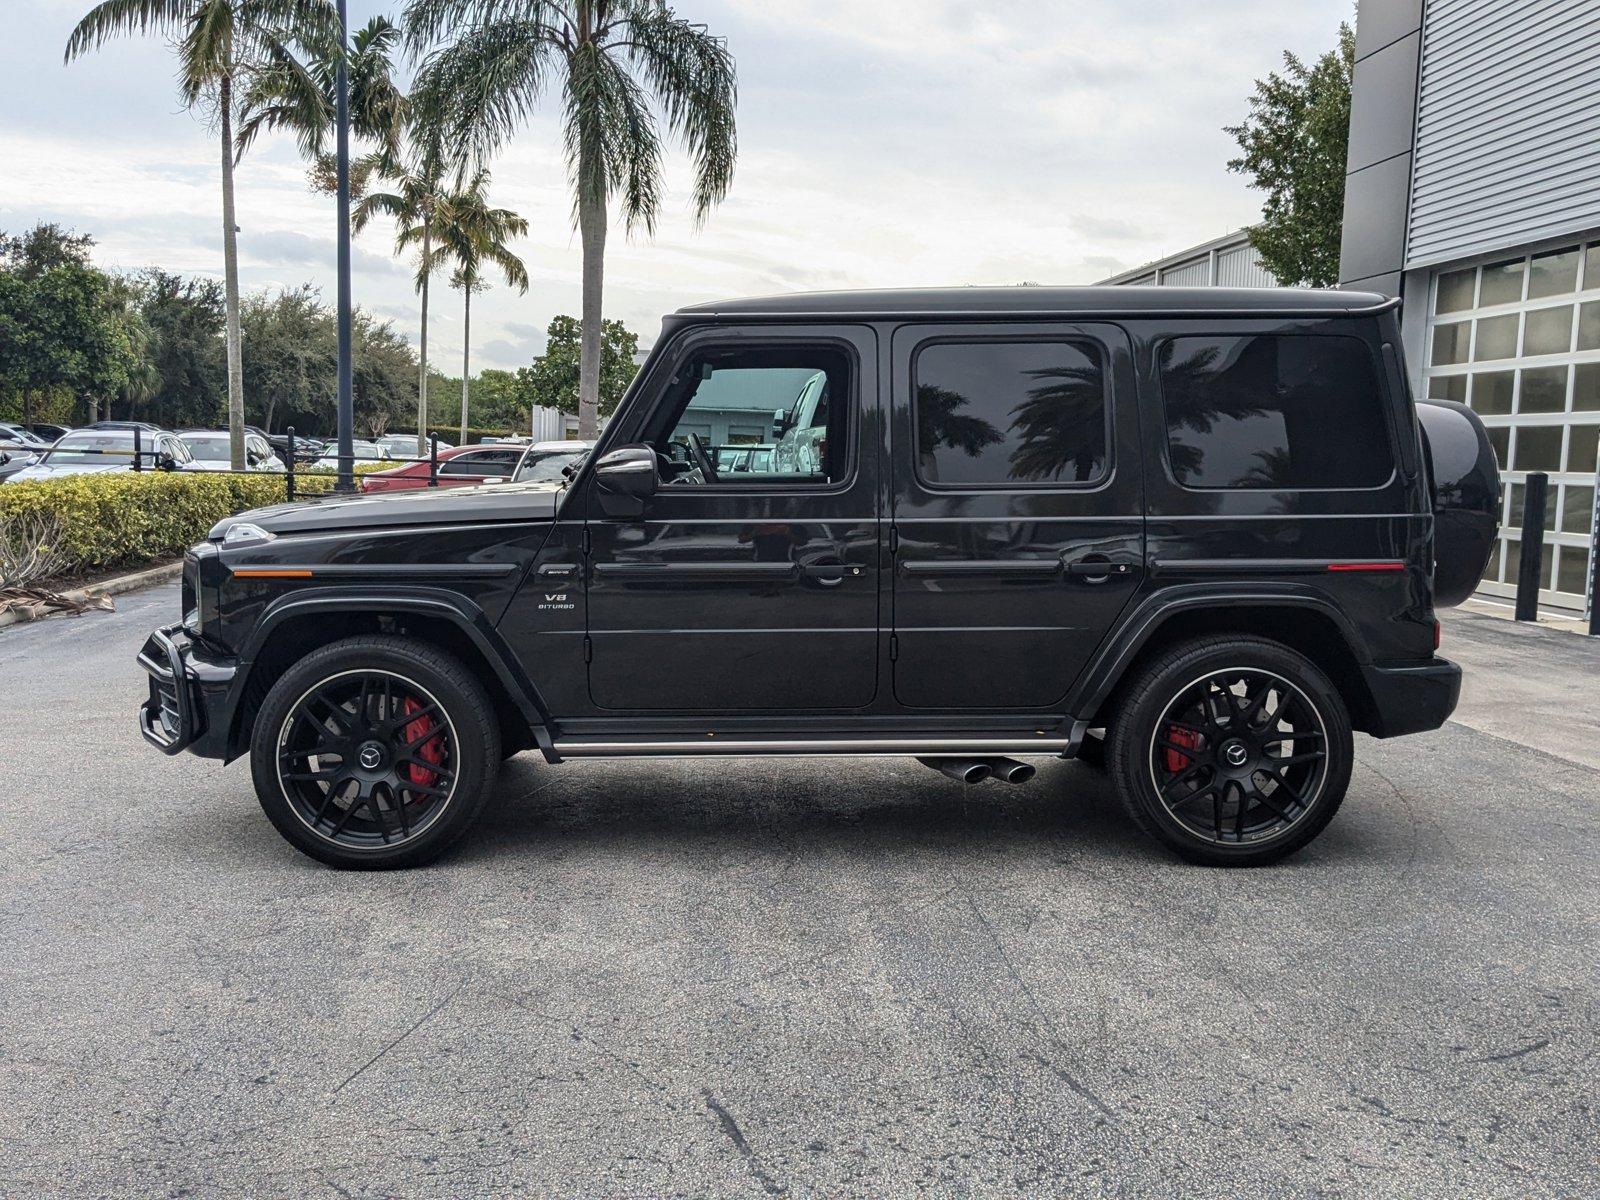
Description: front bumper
xmin=1360 ymin=657 xmax=1462 ymax=738
xmin=137 ymin=623 xmax=239 ymax=759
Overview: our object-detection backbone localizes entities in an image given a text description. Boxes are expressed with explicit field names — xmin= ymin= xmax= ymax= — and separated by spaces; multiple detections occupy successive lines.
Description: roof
xmin=675 ymin=286 xmax=1391 ymax=319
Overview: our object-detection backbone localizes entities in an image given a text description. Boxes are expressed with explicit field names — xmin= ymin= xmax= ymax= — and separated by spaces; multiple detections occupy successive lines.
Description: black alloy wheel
xmin=1147 ymin=667 xmax=1328 ymax=846
xmin=250 ymin=636 xmax=500 ymax=869
xmin=1107 ymin=635 xmax=1352 ymax=867
xmin=275 ymin=669 xmax=458 ymax=849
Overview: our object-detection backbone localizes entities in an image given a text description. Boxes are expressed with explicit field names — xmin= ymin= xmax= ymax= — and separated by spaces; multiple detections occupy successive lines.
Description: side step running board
xmin=548 ymin=735 xmax=1078 ymax=760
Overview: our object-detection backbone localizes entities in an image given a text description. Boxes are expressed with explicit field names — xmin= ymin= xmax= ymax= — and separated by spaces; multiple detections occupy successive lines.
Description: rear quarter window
xmin=1157 ymin=334 xmax=1394 ymax=490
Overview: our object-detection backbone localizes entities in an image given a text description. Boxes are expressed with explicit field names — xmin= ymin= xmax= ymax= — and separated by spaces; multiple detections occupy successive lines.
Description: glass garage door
xmin=1424 ymin=242 xmax=1600 ymax=612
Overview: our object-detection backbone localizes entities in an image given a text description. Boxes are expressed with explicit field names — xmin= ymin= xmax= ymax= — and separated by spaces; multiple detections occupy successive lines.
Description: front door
xmin=585 ymin=325 xmax=880 ymax=712
xmin=890 ymin=323 xmax=1144 ymax=710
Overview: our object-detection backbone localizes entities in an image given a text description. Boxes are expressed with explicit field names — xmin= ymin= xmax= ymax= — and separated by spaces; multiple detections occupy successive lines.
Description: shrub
xmin=0 ymin=466 xmax=380 ymax=576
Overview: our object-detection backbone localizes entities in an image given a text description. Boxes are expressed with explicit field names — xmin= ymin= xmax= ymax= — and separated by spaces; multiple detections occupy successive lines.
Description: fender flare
xmin=225 ymin=586 xmax=554 ymax=759
xmin=1067 ymin=584 xmax=1372 ymax=720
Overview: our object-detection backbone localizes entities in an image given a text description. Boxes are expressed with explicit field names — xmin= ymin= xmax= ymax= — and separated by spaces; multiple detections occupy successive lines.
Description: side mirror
xmin=247 ymin=449 xmax=264 ymax=466
xmin=771 ymin=408 xmax=792 ymax=438
xmin=155 ymin=451 xmax=179 ymax=472
xmin=594 ymin=444 xmax=658 ymax=518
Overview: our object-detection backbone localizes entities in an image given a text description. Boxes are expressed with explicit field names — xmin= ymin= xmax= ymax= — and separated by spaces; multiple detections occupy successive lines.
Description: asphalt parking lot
xmin=1 ymin=584 xmax=1596 ymax=1198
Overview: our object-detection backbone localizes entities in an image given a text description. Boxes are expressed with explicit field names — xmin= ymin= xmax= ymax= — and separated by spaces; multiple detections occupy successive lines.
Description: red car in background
xmin=359 ymin=440 xmax=591 ymax=492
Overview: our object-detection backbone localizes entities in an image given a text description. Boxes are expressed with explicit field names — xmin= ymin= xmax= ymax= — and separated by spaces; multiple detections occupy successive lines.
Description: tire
xmin=1106 ymin=635 xmax=1352 ymax=867
xmin=249 ymin=635 xmax=501 ymax=870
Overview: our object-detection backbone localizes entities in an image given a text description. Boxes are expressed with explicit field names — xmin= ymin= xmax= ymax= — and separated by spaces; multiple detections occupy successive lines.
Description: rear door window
xmin=911 ymin=340 xmax=1109 ymax=487
xmin=1156 ymin=334 xmax=1394 ymax=489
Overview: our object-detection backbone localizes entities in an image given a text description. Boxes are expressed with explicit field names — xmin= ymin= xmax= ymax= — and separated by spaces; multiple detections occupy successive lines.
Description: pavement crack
xmin=703 ymin=1090 xmax=786 ymax=1197
xmin=332 ymin=979 xmax=467 ymax=1095
xmin=1468 ymin=1037 xmax=1551 ymax=1064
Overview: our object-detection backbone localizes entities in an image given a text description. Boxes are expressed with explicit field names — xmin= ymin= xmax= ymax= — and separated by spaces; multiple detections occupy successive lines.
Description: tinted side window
xmin=1158 ymin=334 xmax=1393 ymax=489
xmin=912 ymin=340 xmax=1108 ymax=487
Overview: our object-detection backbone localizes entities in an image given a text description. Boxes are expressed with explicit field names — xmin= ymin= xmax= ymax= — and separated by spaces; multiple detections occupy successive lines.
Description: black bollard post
xmin=1514 ymin=472 xmax=1549 ymax=622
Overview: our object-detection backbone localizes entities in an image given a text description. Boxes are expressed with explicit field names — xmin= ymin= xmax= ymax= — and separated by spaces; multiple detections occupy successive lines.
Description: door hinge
xmin=583 ymin=634 xmax=592 ymax=663
xmin=889 ymin=526 xmax=900 ymax=555
xmin=889 ymin=633 xmax=899 ymax=661
xmin=581 ymin=527 xmax=592 ymax=556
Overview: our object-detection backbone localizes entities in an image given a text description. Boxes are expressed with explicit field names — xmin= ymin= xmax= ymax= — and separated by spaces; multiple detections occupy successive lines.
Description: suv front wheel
xmin=1106 ymin=635 xmax=1353 ymax=867
xmin=249 ymin=635 xmax=501 ymax=869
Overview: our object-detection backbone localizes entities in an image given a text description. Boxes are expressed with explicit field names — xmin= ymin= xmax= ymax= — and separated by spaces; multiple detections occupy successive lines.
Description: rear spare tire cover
xmin=1417 ymin=399 xmax=1501 ymax=608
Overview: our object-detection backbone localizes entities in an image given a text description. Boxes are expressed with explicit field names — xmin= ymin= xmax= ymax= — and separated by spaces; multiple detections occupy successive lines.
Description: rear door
xmin=889 ymin=322 xmax=1144 ymax=709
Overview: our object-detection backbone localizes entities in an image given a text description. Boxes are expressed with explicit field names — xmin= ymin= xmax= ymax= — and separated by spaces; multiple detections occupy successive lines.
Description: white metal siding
xmin=1159 ymin=258 xmax=1212 ymax=286
xmin=1215 ymin=243 xmax=1276 ymax=288
xmin=1408 ymin=0 xmax=1600 ymax=268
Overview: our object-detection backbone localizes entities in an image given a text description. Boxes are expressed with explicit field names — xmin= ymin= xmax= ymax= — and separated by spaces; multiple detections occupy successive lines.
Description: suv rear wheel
xmin=1106 ymin=635 xmax=1352 ymax=867
xmin=249 ymin=635 xmax=501 ymax=870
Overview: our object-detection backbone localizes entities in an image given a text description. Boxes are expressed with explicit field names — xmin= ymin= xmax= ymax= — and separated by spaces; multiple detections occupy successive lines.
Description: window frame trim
xmin=1153 ymin=330 xmax=1401 ymax=495
xmin=906 ymin=333 xmax=1116 ymax=494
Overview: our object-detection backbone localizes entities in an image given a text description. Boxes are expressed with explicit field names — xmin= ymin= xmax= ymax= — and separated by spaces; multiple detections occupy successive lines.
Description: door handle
xmin=1063 ymin=557 xmax=1134 ymax=583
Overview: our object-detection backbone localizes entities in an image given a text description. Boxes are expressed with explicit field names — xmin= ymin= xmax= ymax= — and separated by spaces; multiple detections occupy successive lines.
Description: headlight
xmin=222 ymin=522 xmax=276 ymax=545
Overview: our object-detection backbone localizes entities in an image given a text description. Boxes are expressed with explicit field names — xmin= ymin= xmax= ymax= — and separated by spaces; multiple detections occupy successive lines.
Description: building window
xmin=1425 ymin=238 xmax=1600 ymax=608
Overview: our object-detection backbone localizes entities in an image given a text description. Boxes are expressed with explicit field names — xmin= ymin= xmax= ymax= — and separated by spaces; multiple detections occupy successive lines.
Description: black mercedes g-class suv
xmin=138 ymin=287 xmax=1500 ymax=870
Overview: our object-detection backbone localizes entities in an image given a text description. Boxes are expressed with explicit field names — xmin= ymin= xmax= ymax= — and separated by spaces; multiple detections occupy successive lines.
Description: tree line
xmin=0 ymin=222 xmax=639 ymax=439
xmin=63 ymin=0 xmax=738 ymax=466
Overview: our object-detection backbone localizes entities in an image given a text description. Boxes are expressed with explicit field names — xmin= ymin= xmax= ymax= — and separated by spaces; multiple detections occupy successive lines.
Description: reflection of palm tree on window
xmin=1237 ymin=447 xmax=1295 ymax=489
xmin=1011 ymin=361 xmax=1107 ymax=482
xmin=916 ymin=384 xmax=1003 ymax=458
xmin=1157 ymin=340 xmax=1277 ymax=481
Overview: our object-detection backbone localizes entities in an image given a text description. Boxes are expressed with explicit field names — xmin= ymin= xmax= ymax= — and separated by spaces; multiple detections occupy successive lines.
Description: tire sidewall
xmin=249 ymin=637 xmax=500 ymax=870
xmin=1108 ymin=637 xmax=1353 ymax=867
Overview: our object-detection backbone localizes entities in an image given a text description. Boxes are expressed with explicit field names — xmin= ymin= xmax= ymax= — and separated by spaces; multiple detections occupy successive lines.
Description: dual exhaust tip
xmin=917 ymin=756 xmax=1037 ymax=786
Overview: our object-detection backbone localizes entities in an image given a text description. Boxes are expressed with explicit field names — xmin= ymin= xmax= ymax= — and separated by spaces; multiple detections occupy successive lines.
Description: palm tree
xmin=66 ymin=0 xmax=338 ymax=471
xmin=403 ymin=0 xmax=737 ymax=439
xmin=236 ymin=15 xmax=410 ymax=190
xmin=353 ymin=137 xmax=453 ymax=457
xmin=431 ymin=169 xmax=529 ymax=442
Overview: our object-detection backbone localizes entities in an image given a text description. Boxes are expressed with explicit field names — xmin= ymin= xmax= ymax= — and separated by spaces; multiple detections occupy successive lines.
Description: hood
xmin=9 ymin=461 xmax=131 ymax=481
xmin=210 ymin=479 xmax=567 ymax=539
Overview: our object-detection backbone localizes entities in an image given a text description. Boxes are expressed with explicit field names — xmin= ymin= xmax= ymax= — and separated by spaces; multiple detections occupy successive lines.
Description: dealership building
xmin=1107 ymin=0 xmax=1600 ymax=617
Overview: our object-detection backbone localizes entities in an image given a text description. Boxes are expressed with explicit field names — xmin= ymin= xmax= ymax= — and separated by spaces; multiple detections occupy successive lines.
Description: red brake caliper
xmin=401 ymin=697 xmax=444 ymax=789
xmin=1164 ymin=725 xmax=1202 ymax=775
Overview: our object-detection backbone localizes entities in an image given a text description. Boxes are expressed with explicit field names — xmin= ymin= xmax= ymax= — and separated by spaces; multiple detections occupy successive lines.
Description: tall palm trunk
xmin=459 ymin=284 xmax=471 ymax=444
xmin=219 ymin=72 xmax=246 ymax=471
xmin=577 ymin=185 xmax=607 ymax=440
xmin=417 ymin=220 xmax=432 ymax=458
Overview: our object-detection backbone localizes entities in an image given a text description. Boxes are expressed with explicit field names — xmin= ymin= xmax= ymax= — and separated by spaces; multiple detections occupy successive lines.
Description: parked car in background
xmin=265 ymin=433 xmax=325 ymax=463
xmin=84 ymin=420 xmax=165 ymax=434
xmin=359 ymin=440 xmax=592 ymax=492
xmin=360 ymin=443 xmax=521 ymax=492
xmin=0 ymin=424 xmax=51 ymax=451
xmin=17 ymin=422 xmax=71 ymax=443
xmin=179 ymin=431 xmax=284 ymax=472
xmin=515 ymin=440 xmax=592 ymax=483
xmin=375 ymin=433 xmax=454 ymax=460
xmin=10 ymin=428 xmax=196 ymax=480
xmin=0 ymin=448 xmax=41 ymax=481
xmin=309 ymin=441 xmax=389 ymax=470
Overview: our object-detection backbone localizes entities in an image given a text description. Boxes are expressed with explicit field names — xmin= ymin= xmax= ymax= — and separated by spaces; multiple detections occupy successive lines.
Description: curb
xmin=0 ymin=560 xmax=183 ymax=632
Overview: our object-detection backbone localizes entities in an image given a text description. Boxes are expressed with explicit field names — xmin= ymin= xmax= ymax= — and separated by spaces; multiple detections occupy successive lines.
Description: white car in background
xmin=179 ymin=431 xmax=285 ymax=472
xmin=376 ymin=433 xmax=453 ymax=460
xmin=8 ymin=428 xmax=198 ymax=480
xmin=310 ymin=441 xmax=391 ymax=470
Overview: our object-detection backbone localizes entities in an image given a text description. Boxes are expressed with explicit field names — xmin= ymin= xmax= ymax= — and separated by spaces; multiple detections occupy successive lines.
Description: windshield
xmin=517 ymin=450 xmax=583 ymax=483
xmin=180 ymin=436 xmax=231 ymax=461
xmin=41 ymin=432 xmax=149 ymax=465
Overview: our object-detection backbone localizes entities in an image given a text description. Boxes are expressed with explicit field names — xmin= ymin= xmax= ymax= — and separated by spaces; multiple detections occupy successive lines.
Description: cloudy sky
xmin=0 ymin=0 xmax=1351 ymax=371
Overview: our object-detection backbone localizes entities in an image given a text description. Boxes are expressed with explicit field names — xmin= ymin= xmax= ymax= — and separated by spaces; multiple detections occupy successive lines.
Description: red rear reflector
xmin=1434 ymin=619 xmax=1442 ymax=651
xmin=1326 ymin=562 xmax=1405 ymax=573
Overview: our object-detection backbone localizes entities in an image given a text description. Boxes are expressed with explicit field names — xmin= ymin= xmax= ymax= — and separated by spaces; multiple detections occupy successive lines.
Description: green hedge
xmin=0 ymin=467 xmax=377 ymax=576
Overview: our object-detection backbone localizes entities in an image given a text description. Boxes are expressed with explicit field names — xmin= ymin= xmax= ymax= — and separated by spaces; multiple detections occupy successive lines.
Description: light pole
xmin=333 ymin=0 xmax=355 ymax=493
